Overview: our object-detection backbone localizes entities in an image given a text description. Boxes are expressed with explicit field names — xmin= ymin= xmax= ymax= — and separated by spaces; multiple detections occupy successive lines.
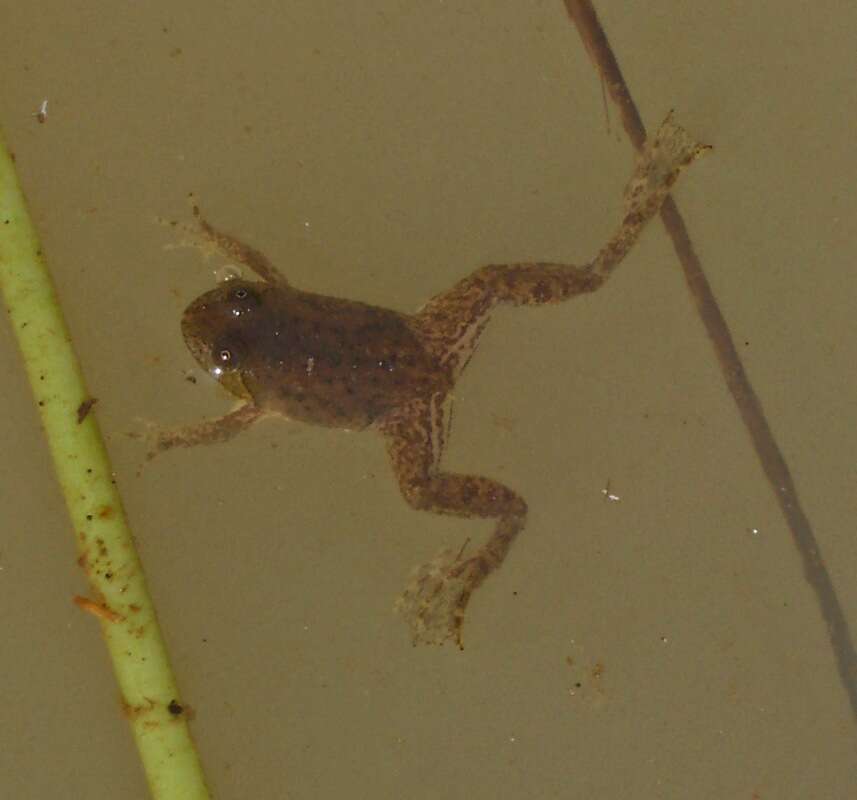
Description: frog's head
xmin=180 ymin=279 xmax=265 ymax=400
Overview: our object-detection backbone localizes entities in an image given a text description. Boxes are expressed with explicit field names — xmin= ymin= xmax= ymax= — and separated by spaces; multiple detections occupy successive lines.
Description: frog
xmin=153 ymin=114 xmax=708 ymax=647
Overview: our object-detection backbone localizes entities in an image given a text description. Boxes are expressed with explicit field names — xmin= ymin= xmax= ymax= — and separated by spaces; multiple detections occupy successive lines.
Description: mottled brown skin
xmin=181 ymin=282 xmax=450 ymax=430
xmin=155 ymin=115 xmax=708 ymax=646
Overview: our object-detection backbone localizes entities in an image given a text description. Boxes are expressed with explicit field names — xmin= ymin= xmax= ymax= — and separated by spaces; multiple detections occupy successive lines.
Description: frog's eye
xmin=227 ymin=284 xmax=261 ymax=317
xmin=216 ymin=348 xmax=234 ymax=365
xmin=229 ymin=285 xmax=259 ymax=303
xmin=210 ymin=338 xmax=243 ymax=374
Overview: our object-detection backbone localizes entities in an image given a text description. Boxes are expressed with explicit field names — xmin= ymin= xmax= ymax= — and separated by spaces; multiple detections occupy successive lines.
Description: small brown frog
xmin=154 ymin=115 xmax=708 ymax=647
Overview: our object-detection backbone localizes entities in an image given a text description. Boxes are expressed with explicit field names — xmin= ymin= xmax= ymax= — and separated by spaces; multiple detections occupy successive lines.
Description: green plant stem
xmin=0 ymin=128 xmax=211 ymax=799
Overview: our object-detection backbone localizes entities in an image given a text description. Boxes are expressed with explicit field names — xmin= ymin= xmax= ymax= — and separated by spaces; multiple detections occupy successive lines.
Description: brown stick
xmin=564 ymin=0 xmax=857 ymax=721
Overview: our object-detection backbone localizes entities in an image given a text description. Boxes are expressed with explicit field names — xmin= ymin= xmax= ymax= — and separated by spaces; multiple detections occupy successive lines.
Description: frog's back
xmin=243 ymin=288 xmax=448 ymax=429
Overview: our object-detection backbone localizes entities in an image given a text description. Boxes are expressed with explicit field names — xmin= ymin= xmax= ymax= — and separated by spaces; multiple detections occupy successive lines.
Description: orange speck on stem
xmin=73 ymin=595 xmax=123 ymax=624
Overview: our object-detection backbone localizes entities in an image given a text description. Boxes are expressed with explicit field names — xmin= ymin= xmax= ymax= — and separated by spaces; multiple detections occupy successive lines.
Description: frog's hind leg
xmin=161 ymin=197 xmax=289 ymax=287
xmin=416 ymin=113 xmax=709 ymax=377
xmin=381 ymin=396 xmax=527 ymax=648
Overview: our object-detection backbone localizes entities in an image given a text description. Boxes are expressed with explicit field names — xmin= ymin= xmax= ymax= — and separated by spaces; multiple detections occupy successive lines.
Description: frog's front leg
xmin=163 ymin=199 xmax=289 ymax=287
xmin=381 ymin=397 xmax=527 ymax=648
xmin=189 ymin=206 xmax=290 ymax=287
xmin=146 ymin=402 xmax=265 ymax=459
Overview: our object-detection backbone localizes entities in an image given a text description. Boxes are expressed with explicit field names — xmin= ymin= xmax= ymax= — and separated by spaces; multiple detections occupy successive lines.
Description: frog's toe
xmin=157 ymin=216 xmax=217 ymax=259
xmin=126 ymin=417 xmax=159 ymax=455
xmin=127 ymin=417 xmax=183 ymax=461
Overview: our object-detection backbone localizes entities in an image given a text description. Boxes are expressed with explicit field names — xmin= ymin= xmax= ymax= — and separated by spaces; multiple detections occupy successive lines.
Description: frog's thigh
xmin=151 ymin=402 xmax=264 ymax=458
xmin=383 ymin=398 xmax=527 ymax=560
xmin=416 ymin=262 xmax=603 ymax=373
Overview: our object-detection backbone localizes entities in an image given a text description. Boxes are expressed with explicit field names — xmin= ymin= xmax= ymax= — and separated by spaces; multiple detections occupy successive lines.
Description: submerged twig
xmin=563 ymin=0 xmax=857 ymax=721
xmin=0 ymin=129 xmax=211 ymax=797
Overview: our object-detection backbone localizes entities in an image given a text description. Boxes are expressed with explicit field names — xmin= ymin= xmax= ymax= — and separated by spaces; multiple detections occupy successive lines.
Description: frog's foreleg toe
xmin=156 ymin=208 xmax=225 ymax=264
xmin=125 ymin=417 xmax=164 ymax=461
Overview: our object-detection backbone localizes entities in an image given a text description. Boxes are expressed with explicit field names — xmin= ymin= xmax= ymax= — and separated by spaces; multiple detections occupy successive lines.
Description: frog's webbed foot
xmin=394 ymin=547 xmax=484 ymax=648
xmin=621 ymin=111 xmax=711 ymax=225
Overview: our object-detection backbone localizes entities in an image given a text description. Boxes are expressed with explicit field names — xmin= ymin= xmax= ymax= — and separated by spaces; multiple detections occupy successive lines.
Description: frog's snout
xmin=180 ymin=291 xmax=224 ymax=372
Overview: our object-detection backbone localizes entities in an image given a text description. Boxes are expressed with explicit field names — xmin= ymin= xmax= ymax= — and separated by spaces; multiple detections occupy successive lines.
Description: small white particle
xmin=601 ymin=478 xmax=621 ymax=502
xmin=33 ymin=99 xmax=48 ymax=123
